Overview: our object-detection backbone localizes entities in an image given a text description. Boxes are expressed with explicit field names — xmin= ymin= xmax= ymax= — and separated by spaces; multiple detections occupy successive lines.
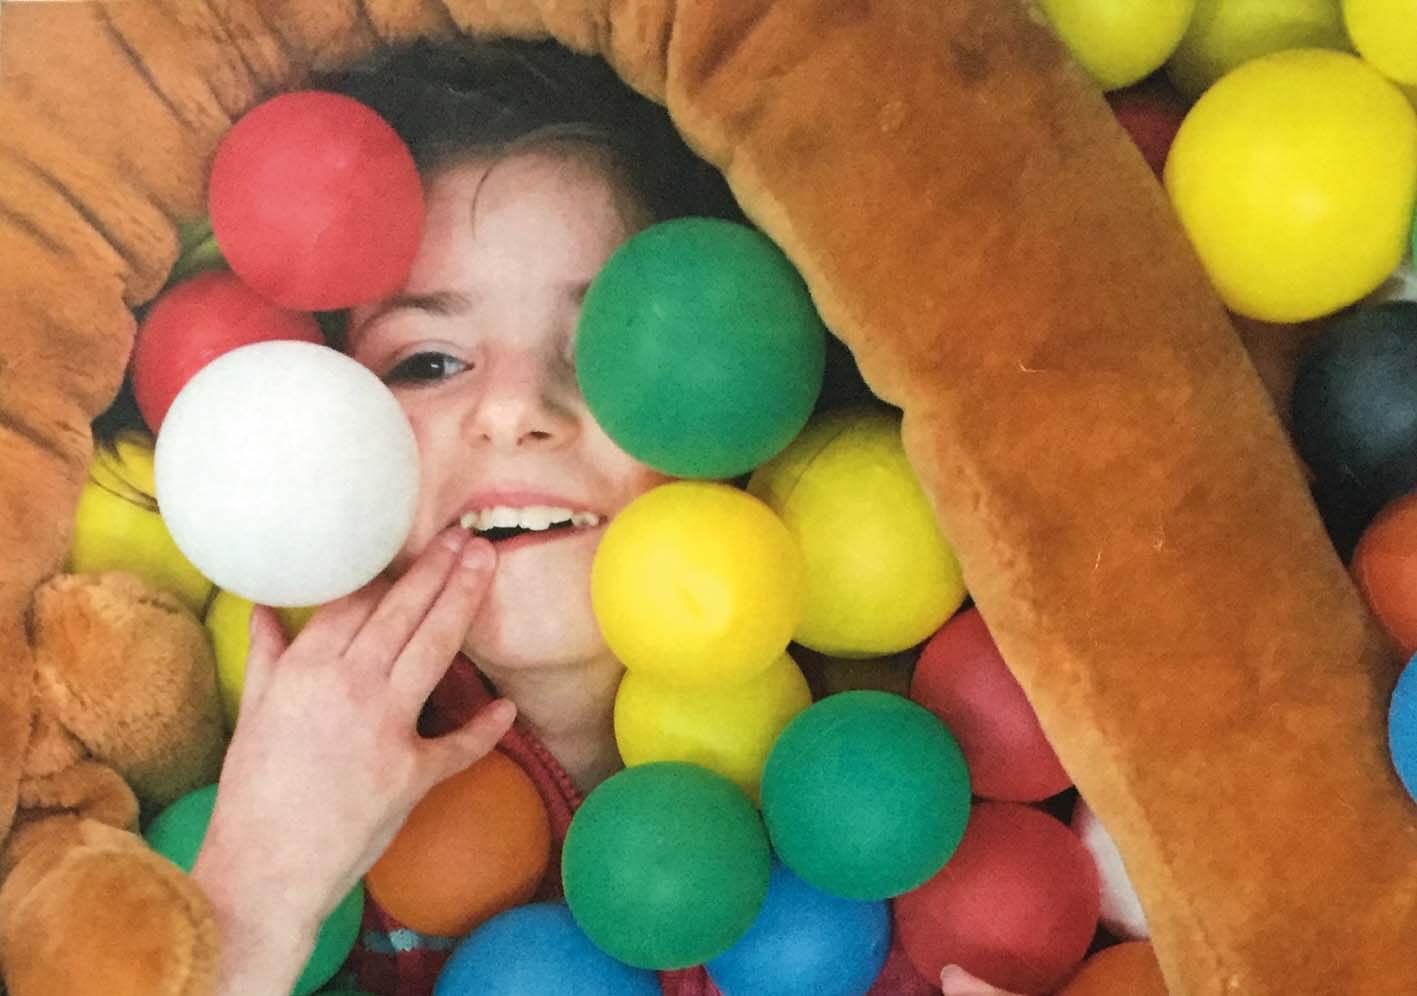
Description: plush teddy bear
xmin=0 ymin=571 xmax=225 ymax=996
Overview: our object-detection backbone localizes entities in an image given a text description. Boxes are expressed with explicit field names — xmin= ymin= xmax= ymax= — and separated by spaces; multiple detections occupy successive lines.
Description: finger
xmin=387 ymin=538 xmax=496 ymax=711
xmin=419 ymin=698 xmax=518 ymax=785
xmin=241 ymin=604 xmax=290 ymax=706
xmin=344 ymin=527 xmax=471 ymax=678
xmin=287 ymin=578 xmax=391 ymax=659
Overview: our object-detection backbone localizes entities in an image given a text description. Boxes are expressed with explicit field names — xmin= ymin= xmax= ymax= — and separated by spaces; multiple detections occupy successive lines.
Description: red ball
xmin=208 ymin=91 xmax=424 ymax=310
xmin=894 ymin=801 xmax=1101 ymax=994
xmin=131 ymin=271 xmax=323 ymax=432
xmin=1107 ymin=80 xmax=1189 ymax=177
xmin=1352 ymin=491 xmax=1417 ymax=658
xmin=910 ymin=608 xmax=1071 ymax=802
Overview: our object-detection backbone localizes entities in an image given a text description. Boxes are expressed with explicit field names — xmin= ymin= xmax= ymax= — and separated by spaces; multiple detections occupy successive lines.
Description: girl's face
xmin=347 ymin=147 xmax=670 ymax=672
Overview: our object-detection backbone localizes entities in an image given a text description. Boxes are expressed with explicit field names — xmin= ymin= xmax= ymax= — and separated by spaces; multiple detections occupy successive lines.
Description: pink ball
xmin=910 ymin=609 xmax=1072 ymax=802
xmin=894 ymin=801 xmax=1101 ymax=994
xmin=208 ymin=91 xmax=423 ymax=310
xmin=132 ymin=271 xmax=324 ymax=432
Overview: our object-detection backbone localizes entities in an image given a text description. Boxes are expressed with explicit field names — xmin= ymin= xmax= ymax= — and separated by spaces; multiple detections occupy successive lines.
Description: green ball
xmin=760 ymin=691 xmax=972 ymax=900
xmin=144 ymin=784 xmax=366 ymax=996
xmin=576 ymin=218 xmax=827 ymax=479
xmin=562 ymin=762 xmax=771 ymax=969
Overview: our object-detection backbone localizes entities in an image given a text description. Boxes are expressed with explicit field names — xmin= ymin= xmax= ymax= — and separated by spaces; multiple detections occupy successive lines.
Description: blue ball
xmin=434 ymin=902 xmax=660 ymax=996
xmin=1389 ymin=654 xmax=1417 ymax=801
xmin=706 ymin=861 xmax=890 ymax=996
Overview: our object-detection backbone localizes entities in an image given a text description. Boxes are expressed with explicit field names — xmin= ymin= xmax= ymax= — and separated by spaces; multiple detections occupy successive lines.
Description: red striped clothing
xmin=343 ymin=657 xmax=936 ymax=996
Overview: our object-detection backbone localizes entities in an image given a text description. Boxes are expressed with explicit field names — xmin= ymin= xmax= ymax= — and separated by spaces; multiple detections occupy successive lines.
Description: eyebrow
xmin=350 ymin=290 xmax=473 ymax=341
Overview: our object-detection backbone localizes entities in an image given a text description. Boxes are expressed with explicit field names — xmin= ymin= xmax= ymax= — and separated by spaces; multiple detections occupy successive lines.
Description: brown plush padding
xmin=1 ymin=2 xmax=1413 ymax=994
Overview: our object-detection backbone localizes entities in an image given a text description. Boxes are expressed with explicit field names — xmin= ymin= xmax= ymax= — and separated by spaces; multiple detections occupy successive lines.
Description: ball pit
xmin=576 ymin=218 xmax=827 ymax=479
xmin=894 ymin=801 xmax=1101 ymax=994
xmin=562 ymin=762 xmax=772 ymax=969
xmin=705 ymin=861 xmax=890 ymax=996
xmin=761 ymin=691 xmax=971 ymax=900
xmin=1354 ymin=491 xmax=1417 ymax=656
xmin=365 ymin=751 xmax=551 ymax=938
xmin=204 ymin=591 xmax=316 ymax=729
xmin=1343 ymin=0 xmax=1417 ymax=86
xmin=1164 ymin=49 xmax=1417 ymax=322
xmin=154 ymin=340 xmax=419 ymax=607
xmin=143 ymin=785 xmax=365 ymax=996
xmin=433 ymin=902 xmax=660 ymax=996
xmin=748 ymin=407 xmax=967 ymax=658
xmin=1054 ymin=941 xmax=1169 ymax=996
xmin=590 ymin=481 xmax=803 ymax=686
xmin=208 ymin=90 xmax=424 ymax=311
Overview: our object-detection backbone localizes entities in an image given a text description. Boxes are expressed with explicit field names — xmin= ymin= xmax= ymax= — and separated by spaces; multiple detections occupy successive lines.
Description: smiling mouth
xmin=458 ymin=506 xmax=606 ymax=544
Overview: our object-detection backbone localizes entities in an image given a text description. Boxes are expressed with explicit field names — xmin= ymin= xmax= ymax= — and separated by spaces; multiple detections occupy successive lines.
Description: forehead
xmin=412 ymin=147 xmax=649 ymax=283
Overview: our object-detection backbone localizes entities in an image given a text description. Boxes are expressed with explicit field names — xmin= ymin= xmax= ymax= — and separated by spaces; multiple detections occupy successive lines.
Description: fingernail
xmin=441 ymin=528 xmax=469 ymax=552
xmin=461 ymin=538 xmax=494 ymax=569
xmin=490 ymin=698 xmax=517 ymax=724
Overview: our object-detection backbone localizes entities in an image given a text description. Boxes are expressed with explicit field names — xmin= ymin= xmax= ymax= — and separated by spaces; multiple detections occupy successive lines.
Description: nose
xmin=467 ymin=347 xmax=578 ymax=450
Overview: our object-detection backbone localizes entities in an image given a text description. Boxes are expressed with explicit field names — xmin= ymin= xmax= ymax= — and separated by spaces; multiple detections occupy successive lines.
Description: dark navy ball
xmin=1292 ymin=302 xmax=1417 ymax=516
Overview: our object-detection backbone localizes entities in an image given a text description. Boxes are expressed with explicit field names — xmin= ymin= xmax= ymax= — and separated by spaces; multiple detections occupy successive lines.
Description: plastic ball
xmin=1344 ymin=0 xmax=1417 ymax=86
xmin=1107 ymin=81 xmax=1190 ymax=177
xmin=706 ymin=861 xmax=890 ymax=996
xmin=1290 ymin=303 xmax=1417 ymax=511
xmin=204 ymin=591 xmax=317 ymax=728
xmin=1037 ymin=0 xmax=1197 ymax=90
xmin=365 ymin=751 xmax=551 ymax=937
xmin=591 ymin=481 xmax=803 ymax=686
xmin=1388 ymin=655 xmax=1417 ymax=801
xmin=894 ymin=801 xmax=1101 ymax=994
xmin=208 ymin=90 xmax=423 ymax=310
xmin=748 ymin=407 xmax=966 ymax=658
xmin=1055 ymin=942 xmax=1169 ymax=996
xmin=143 ymin=785 xmax=364 ymax=996
xmin=1166 ymin=0 xmax=1351 ymax=97
xmin=760 ymin=691 xmax=971 ymax=900
xmin=434 ymin=902 xmax=659 ymax=996
xmin=1164 ymin=50 xmax=1417 ymax=322
xmin=1071 ymin=797 xmax=1149 ymax=940
xmin=576 ymin=218 xmax=827 ymax=479
xmin=154 ymin=341 xmax=419 ymax=606
xmin=68 ymin=430 xmax=213 ymax=614
xmin=910 ymin=609 xmax=1072 ymax=803
xmin=1354 ymin=491 xmax=1417 ymax=656
xmin=615 ymin=652 xmax=812 ymax=802
xmin=562 ymin=762 xmax=771 ymax=969
xmin=132 ymin=271 xmax=324 ymax=432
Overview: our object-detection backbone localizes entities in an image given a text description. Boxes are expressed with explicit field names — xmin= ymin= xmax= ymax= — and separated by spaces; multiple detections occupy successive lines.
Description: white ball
xmin=1072 ymin=796 xmax=1150 ymax=940
xmin=155 ymin=341 xmax=419 ymax=606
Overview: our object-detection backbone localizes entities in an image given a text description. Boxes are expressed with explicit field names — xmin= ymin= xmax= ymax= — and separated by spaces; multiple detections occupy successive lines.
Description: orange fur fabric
xmin=1 ymin=1 xmax=1414 ymax=994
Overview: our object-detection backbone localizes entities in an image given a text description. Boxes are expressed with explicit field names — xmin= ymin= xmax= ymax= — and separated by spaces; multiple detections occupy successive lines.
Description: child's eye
xmin=385 ymin=352 xmax=468 ymax=385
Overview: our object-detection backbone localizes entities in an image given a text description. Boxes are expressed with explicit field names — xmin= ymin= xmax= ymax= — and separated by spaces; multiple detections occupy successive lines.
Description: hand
xmin=191 ymin=527 xmax=515 ymax=994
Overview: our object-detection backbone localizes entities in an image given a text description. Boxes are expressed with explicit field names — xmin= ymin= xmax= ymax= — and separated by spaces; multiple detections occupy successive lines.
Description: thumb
xmin=421 ymin=697 xmax=518 ymax=784
xmin=242 ymin=604 xmax=290 ymax=704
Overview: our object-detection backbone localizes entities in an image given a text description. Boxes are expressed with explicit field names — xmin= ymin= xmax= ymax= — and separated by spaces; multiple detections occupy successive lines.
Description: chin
xmin=463 ymin=545 xmax=608 ymax=671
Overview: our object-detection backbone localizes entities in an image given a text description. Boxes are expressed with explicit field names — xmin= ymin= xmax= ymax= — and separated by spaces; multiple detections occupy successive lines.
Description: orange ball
xmin=1352 ymin=492 xmax=1417 ymax=657
xmin=1056 ymin=942 xmax=1168 ymax=996
xmin=365 ymin=751 xmax=551 ymax=937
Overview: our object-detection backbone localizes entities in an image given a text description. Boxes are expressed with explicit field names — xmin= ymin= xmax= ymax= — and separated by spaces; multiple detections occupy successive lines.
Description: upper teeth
xmin=458 ymin=506 xmax=603 ymax=532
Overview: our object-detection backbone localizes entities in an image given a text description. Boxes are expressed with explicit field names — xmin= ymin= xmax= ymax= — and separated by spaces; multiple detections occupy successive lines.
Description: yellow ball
xmin=69 ymin=430 xmax=213 ymax=615
xmin=1166 ymin=0 xmax=1351 ymax=97
xmin=1039 ymin=0 xmax=1197 ymax=90
xmin=591 ymin=481 xmax=802 ymax=686
xmin=747 ymin=407 xmax=967 ymax=659
xmin=205 ymin=590 xmax=318 ymax=729
xmin=1344 ymin=0 xmax=1417 ymax=85
xmin=1164 ymin=49 xmax=1417 ymax=322
xmin=614 ymin=652 xmax=812 ymax=802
